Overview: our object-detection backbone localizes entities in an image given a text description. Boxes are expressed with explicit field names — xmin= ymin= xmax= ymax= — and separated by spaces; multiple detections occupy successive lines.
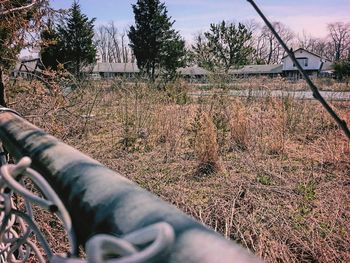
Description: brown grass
xmin=191 ymin=76 xmax=350 ymax=92
xmin=7 ymin=78 xmax=350 ymax=262
xmin=229 ymin=100 xmax=250 ymax=151
xmin=194 ymin=112 xmax=222 ymax=175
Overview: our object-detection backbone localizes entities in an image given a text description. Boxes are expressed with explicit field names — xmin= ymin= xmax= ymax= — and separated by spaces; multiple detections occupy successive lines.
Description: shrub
xmin=229 ymin=101 xmax=250 ymax=151
xmin=194 ymin=112 xmax=221 ymax=175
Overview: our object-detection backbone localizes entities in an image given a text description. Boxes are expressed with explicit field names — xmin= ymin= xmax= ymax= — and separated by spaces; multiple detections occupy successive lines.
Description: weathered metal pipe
xmin=0 ymin=111 xmax=262 ymax=263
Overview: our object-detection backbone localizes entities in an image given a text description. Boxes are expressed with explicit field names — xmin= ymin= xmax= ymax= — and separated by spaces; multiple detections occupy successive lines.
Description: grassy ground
xmin=8 ymin=78 xmax=350 ymax=262
xmin=189 ymin=76 xmax=350 ymax=92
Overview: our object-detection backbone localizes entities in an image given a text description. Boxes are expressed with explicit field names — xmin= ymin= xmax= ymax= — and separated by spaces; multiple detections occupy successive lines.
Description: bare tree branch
xmin=0 ymin=0 xmax=40 ymax=16
xmin=328 ymin=22 xmax=350 ymax=61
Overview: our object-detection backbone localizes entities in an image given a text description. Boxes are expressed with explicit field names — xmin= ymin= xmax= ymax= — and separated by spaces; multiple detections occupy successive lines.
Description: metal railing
xmin=0 ymin=109 xmax=262 ymax=262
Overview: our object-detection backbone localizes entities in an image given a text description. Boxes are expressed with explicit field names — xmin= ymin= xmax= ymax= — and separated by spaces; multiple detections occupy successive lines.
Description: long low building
xmin=84 ymin=62 xmax=140 ymax=79
xmin=82 ymin=49 xmax=333 ymax=81
xmin=13 ymin=48 xmax=334 ymax=81
xmin=230 ymin=64 xmax=283 ymax=78
xmin=83 ymin=63 xmax=210 ymax=81
xmin=176 ymin=66 xmax=210 ymax=82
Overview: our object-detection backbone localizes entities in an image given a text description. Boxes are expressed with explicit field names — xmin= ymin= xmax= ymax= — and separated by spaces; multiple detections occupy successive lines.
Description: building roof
xmin=230 ymin=64 xmax=283 ymax=75
xmin=282 ymin=48 xmax=332 ymax=62
xmin=14 ymin=58 xmax=41 ymax=72
xmin=177 ymin=66 xmax=210 ymax=76
xmin=320 ymin=61 xmax=334 ymax=71
xmin=85 ymin=63 xmax=211 ymax=76
xmin=85 ymin=63 xmax=140 ymax=73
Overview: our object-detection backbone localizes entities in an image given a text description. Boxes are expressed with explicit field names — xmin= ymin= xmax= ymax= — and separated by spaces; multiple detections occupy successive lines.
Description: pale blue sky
xmin=52 ymin=0 xmax=350 ymax=41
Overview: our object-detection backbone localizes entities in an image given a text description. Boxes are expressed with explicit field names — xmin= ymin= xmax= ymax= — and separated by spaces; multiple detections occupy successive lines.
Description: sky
xmin=52 ymin=0 xmax=350 ymax=42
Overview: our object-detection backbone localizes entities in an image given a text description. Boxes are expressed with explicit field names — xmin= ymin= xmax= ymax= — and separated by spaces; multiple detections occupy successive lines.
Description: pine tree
xmin=128 ymin=0 xmax=186 ymax=80
xmin=199 ymin=21 xmax=254 ymax=71
xmin=56 ymin=1 xmax=96 ymax=76
xmin=333 ymin=52 xmax=350 ymax=82
xmin=40 ymin=21 xmax=61 ymax=70
xmin=191 ymin=33 xmax=215 ymax=70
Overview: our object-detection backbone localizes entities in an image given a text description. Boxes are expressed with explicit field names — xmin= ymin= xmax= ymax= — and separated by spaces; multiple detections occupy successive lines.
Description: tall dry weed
xmin=229 ymin=101 xmax=250 ymax=151
xmin=9 ymin=78 xmax=350 ymax=263
xmin=117 ymin=85 xmax=156 ymax=151
xmin=194 ymin=112 xmax=221 ymax=175
xmin=153 ymin=105 xmax=183 ymax=162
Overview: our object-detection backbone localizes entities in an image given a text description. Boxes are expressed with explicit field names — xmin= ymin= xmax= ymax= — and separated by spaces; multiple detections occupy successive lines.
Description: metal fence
xmin=0 ymin=109 xmax=262 ymax=262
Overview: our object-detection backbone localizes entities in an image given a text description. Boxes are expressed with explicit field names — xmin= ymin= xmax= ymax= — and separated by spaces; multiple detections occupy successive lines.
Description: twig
xmin=0 ymin=0 xmax=40 ymax=16
xmin=246 ymin=0 xmax=350 ymax=141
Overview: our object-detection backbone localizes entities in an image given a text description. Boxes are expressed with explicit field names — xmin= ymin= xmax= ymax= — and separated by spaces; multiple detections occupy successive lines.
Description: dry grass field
xmin=186 ymin=76 xmax=349 ymax=92
xmin=8 ymin=78 xmax=350 ymax=262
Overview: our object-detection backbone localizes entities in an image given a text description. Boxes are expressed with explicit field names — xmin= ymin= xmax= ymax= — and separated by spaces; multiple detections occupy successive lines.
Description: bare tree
xmin=260 ymin=22 xmax=294 ymax=64
xmin=95 ymin=25 xmax=108 ymax=62
xmin=94 ymin=22 xmax=131 ymax=63
xmin=327 ymin=22 xmax=350 ymax=61
xmin=0 ymin=0 xmax=44 ymax=16
xmin=297 ymin=32 xmax=334 ymax=60
xmin=297 ymin=31 xmax=318 ymax=50
xmin=247 ymin=21 xmax=269 ymax=64
xmin=248 ymin=21 xmax=295 ymax=64
xmin=244 ymin=19 xmax=263 ymax=63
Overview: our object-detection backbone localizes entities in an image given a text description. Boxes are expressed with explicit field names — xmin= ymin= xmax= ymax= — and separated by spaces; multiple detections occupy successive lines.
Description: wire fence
xmin=1 ymin=1 xmax=349 ymax=262
xmin=0 ymin=154 xmax=175 ymax=263
xmin=0 ymin=108 xmax=262 ymax=262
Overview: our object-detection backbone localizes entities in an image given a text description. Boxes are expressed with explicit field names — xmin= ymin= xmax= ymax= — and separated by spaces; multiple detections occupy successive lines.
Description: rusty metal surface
xmin=0 ymin=112 xmax=262 ymax=263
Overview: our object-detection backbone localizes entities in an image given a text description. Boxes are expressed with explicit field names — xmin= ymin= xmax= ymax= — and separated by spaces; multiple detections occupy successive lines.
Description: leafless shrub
xmin=8 ymin=78 xmax=350 ymax=263
xmin=194 ymin=112 xmax=222 ymax=176
xmin=229 ymin=100 xmax=250 ymax=151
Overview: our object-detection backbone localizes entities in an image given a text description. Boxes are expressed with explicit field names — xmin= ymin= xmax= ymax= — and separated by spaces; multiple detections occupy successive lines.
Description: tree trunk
xmin=0 ymin=67 xmax=7 ymax=107
xmin=151 ymin=62 xmax=155 ymax=82
xmin=267 ymin=39 xmax=273 ymax=64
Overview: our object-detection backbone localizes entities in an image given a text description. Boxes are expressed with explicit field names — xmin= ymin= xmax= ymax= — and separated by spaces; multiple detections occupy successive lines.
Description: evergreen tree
xmin=199 ymin=21 xmax=254 ymax=71
xmin=333 ymin=52 xmax=350 ymax=82
xmin=55 ymin=1 xmax=96 ymax=76
xmin=191 ymin=33 xmax=215 ymax=70
xmin=40 ymin=21 xmax=61 ymax=70
xmin=128 ymin=0 xmax=186 ymax=80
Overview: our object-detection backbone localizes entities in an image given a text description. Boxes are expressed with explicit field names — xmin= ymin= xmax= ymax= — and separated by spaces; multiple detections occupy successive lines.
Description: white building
xmin=282 ymin=48 xmax=332 ymax=80
xmin=228 ymin=48 xmax=333 ymax=80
